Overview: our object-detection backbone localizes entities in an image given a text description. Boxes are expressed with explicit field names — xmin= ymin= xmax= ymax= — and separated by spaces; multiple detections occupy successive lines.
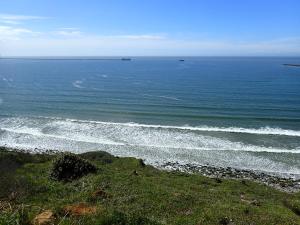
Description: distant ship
xmin=121 ymin=58 xmax=132 ymax=61
xmin=179 ymin=59 xmax=185 ymax=62
xmin=283 ymin=63 xmax=300 ymax=67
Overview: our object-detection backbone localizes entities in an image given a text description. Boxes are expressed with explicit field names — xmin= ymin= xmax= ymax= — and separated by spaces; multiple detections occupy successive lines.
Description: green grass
xmin=0 ymin=149 xmax=300 ymax=225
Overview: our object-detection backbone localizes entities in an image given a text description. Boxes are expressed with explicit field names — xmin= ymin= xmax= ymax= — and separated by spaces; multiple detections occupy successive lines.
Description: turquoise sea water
xmin=0 ymin=57 xmax=300 ymax=177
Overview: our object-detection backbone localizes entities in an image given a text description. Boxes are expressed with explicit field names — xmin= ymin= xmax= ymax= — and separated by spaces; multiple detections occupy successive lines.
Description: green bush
xmin=50 ymin=153 xmax=97 ymax=182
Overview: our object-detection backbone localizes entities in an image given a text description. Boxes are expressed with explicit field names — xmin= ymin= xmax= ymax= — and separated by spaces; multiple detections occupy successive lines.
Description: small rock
xmin=183 ymin=209 xmax=193 ymax=215
xmin=33 ymin=210 xmax=55 ymax=225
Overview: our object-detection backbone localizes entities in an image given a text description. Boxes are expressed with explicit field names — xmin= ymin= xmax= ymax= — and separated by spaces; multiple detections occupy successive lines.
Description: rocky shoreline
xmin=160 ymin=161 xmax=300 ymax=193
xmin=1 ymin=146 xmax=299 ymax=192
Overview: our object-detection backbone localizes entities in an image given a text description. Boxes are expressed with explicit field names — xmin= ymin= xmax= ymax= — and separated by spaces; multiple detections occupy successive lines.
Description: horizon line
xmin=1 ymin=55 xmax=300 ymax=58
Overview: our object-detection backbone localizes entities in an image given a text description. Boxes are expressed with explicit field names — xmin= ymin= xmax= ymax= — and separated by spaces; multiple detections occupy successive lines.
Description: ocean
xmin=0 ymin=57 xmax=300 ymax=177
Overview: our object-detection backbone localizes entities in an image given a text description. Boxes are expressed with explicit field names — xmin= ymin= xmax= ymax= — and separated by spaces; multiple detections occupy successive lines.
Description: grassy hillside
xmin=0 ymin=148 xmax=300 ymax=225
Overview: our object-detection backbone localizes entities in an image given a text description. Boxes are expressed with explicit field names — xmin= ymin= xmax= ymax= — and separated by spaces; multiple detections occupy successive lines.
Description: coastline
xmin=1 ymin=146 xmax=300 ymax=224
xmin=2 ymin=146 xmax=299 ymax=193
xmin=161 ymin=162 xmax=300 ymax=193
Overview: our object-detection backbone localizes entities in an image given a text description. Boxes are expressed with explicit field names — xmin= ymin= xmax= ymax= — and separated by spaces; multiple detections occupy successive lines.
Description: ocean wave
xmin=0 ymin=127 xmax=124 ymax=146
xmin=0 ymin=116 xmax=299 ymax=153
xmin=72 ymin=80 xmax=84 ymax=89
xmin=1 ymin=126 xmax=299 ymax=154
xmin=1 ymin=116 xmax=300 ymax=177
xmin=62 ymin=118 xmax=300 ymax=137
xmin=2 ymin=116 xmax=300 ymax=137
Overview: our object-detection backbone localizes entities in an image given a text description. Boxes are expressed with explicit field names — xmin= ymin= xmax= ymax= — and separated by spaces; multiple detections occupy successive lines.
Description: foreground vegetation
xmin=0 ymin=148 xmax=300 ymax=225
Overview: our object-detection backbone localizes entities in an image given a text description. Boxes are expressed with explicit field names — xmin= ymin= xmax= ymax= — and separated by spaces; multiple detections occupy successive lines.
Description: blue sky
xmin=0 ymin=0 xmax=299 ymax=56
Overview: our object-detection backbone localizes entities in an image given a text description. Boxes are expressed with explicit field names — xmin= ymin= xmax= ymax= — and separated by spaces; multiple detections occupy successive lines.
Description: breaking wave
xmin=0 ymin=116 xmax=300 ymax=177
xmin=63 ymin=118 xmax=300 ymax=137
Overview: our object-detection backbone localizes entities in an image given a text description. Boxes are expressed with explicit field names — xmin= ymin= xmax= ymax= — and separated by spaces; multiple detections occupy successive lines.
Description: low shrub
xmin=50 ymin=153 xmax=97 ymax=182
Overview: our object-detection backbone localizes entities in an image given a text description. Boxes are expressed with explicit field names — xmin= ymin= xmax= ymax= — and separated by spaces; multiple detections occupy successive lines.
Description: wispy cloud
xmin=54 ymin=28 xmax=82 ymax=37
xmin=0 ymin=13 xmax=46 ymax=24
xmin=52 ymin=30 xmax=165 ymax=40
xmin=112 ymin=34 xmax=166 ymax=40
xmin=0 ymin=13 xmax=45 ymax=40
xmin=1 ymin=20 xmax=21 ymax=25
xmin=0 ymin=13 xmax=299 ymax=56
xmin=0 ymin=25 xmax=39 ymax=40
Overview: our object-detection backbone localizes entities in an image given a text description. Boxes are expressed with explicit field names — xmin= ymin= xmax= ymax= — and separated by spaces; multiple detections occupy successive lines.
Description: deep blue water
xmin=0 ymin=57 xmax=300 ymax=177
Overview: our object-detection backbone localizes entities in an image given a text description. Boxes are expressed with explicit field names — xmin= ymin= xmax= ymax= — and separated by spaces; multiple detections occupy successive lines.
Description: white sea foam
xmin=0 ymin=127 xmax=124 ymax=147
xmin=72 ymin=80 xmax=84 ymax=88
xmin=2 ymin=77 xmax=14 ymax=82
xmin=1 ymin=126 xmax=299 ymax=154
xmin=2 ymin=77 xmax=14 ymax=87
xmin=0 ymin=116 xmax=300 ymax=176
xmin=62 ymin=118 xmax=300 ymax=137
xmin=96 ymin=74 xmax=108 ymax=78
xmin=3 ymin=116 xmax=300 ymax=137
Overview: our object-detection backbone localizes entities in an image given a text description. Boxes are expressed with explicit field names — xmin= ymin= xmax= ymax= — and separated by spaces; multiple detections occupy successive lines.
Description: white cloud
xmin=59 ymin=27 xmax=80 ymax=31
xmin=0 ymin=13 xmax=45 ymax=40
xmin=52 ymin=30 xmax=166 ymax=40
xmin=113 ymin=34 xmax=166 ymax=40
xmin=0 ymin=25 xmax=39 ymax=40
xmin=0 ymin=13 xmax=298 ymax=56
xmin=0 ymin=13 xmax=299 ymax=56
xmin=55 ymin=28 xmax=82 ymax=37
xmin=1 ymin=20 xmax=22 ymax=25
xmin=0 ymin=14 xmax=46 ymax=23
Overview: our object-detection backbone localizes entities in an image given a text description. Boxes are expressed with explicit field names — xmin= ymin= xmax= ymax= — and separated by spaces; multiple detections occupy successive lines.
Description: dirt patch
xmin=33 ymin=210 xmax=55 ymax=225
xmin=63 ymin=203 xmax=97 ymax=216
